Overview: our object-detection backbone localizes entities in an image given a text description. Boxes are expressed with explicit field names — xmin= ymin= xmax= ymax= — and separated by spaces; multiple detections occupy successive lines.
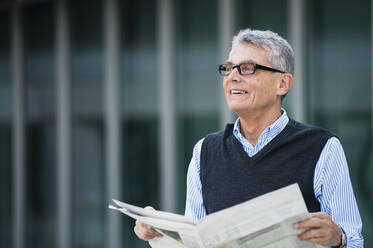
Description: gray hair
xmin=231 ymin=29 xmax=294 ymax=75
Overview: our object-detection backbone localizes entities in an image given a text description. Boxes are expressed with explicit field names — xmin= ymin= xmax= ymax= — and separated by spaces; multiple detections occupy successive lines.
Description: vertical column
xmin=56 ymin=1 xmax=71 ymax=248
xmin=157 ymin=0 xmax=176 ymax=212
xmin=289 ymin=0 xmax=306 ymax=122
xmin=218 ymin=0 xmax=235 ymax=128
xmin=11 ymin=3 xmax=25 ymax=248
xmin=371 ymin=0 xmax=373 ymax=144
xmin=104 ymin=0 xmax=121 ymax=247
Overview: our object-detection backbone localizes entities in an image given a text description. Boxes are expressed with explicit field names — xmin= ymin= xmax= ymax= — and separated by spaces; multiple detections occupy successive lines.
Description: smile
xmin=230 ymin=90 xmax=248 ymax=94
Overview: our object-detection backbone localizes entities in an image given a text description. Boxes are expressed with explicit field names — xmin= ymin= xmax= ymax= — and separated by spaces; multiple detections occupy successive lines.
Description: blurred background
xmin=0 ymin=0 xmax=372 ymax=247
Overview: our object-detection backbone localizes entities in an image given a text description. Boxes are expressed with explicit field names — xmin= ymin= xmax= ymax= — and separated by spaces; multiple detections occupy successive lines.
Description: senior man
xmin=134 ymin=28 xmax=363 ymax=248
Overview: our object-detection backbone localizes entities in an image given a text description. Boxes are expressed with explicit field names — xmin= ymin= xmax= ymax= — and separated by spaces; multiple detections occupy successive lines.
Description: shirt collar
xmin=233 ymin=108 xmax=289 ymax=150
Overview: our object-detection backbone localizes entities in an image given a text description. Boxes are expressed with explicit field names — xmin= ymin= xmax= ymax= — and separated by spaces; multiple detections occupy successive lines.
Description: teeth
xmin=231 ymin=90 xmax=247 ymax=94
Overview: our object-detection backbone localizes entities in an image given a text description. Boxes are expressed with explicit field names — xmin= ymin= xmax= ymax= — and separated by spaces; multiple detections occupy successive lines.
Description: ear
xmin=277 ymin=73 xmax=293 ymax=97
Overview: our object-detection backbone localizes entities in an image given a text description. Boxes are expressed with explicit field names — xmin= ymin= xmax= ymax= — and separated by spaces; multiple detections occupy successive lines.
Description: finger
xmin=137 ymin=221 xmax=153 ymax=231
xmin=134 ymin=225 xmax=161 ymax=240
xmin=310 ymin=212 xmax=329 ymax=219
xmin=294 ymin=218 xmax=324 ymax=229
xmin=139 ymin=221 xmax=152 ymax=230
xmin=137 ymin=222 xmax=158 ymax=234
xmin=134 ymin=225 xmax=148 ymax=240
xmin=134 ymin=221 xmax=162 ymax=240
xmin=298 ymin=228 xmax=325 ymax=241
xmin=144 ymin=227 xmax=162 ymax=237
xmin=143 ymin=224 xmax=162 ymax=237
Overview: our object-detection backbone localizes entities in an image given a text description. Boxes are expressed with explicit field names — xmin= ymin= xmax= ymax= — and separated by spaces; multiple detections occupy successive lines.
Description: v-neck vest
xmin=200 ymin=119 xmax=335 ymax=214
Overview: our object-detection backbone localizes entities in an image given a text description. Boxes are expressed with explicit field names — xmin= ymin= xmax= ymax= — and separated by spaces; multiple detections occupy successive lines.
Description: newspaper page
xmin=109 ymin=183 xmax=324 ymax=248
xmin=112 ymin=199 xmax=196 ymax=225
xmin=149 ymin=236 xmax=186 ymax=248
xmin=195 ymin=184 xmax=324 ymax=248
xmin=109 ymin=202 xmax=203 ymax=248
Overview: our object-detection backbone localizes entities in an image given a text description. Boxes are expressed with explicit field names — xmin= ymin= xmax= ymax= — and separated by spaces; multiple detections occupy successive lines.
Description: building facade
xmin=0 ymin=0 xmax=372 ymax=247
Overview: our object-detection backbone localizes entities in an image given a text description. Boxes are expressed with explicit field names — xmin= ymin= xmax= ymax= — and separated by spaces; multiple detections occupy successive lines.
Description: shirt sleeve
xmin=184 ymin=138 xmax=207 ymax=221
xmin=314 ymin=137 xmax=364 ymax=247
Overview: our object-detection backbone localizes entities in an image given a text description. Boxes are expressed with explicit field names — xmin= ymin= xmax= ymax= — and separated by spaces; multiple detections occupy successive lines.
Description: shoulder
xmin=203 ymin=124 xmax=234 ymax=145
xmin=288 ymin=119 xmax=337 ymax=139
xmin=192 ymin=138 xmax=204 ymax=157
xmin=319 ymin=136 xmax=346 ymax=168
xmin=190 ymin=125 xmax=233 ymax=163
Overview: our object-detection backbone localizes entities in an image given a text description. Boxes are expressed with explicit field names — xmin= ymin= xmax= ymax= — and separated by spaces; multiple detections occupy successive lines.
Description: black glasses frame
xmin=218 ymin=62 xmax=285 ymax=76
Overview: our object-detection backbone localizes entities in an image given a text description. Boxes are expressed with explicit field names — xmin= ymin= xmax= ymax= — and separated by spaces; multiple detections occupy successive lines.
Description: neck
xmin=238 ymin=107 xmax=282 ymax=146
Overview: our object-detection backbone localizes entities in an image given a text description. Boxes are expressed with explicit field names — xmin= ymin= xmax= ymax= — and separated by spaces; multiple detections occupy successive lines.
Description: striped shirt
xmin=185 ymin=109 xmax=363 ymax=247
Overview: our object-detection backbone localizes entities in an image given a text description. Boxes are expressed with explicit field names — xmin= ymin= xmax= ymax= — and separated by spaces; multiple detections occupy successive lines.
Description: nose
xmin=226 ymin=66 xmax=241 ymax=81
xmin=232 ymin=65 xmax=241 ymax=74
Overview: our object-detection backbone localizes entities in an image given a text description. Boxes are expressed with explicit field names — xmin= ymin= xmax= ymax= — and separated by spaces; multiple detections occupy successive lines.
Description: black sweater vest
xmin=200 ymin=119 xmax=335 ymax=214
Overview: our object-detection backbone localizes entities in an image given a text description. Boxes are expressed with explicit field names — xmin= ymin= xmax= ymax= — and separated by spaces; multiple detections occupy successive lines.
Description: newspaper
xmin=108 ymin=184 xmax=324 ymax=248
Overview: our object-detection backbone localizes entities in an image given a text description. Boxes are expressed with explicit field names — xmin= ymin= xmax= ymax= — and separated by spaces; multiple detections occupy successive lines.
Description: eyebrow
xmin=225 ymin=60 xmax=256 ymax=65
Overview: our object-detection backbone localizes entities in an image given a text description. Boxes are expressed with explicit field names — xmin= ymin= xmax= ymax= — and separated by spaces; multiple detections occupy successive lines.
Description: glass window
xmin=69 ymin=0 xmax=105 ymax=247
xmin=0 ymin=9 xmax=11 ymax=248
xmin=120 ymin=0 xmax=159 ymax=246
xmin=235 ymin=0 xmax=291 ymax=112
xmin=236 ymin=0 xmax=288 ymax=35
xmin=2 ymin=0 xmax=372 ymax=247
xmin=174 ymin=0 xmax=219 ymax=213
xmin=307 ymin=0 xmax=372 ymax=246
xmin=23 ymin=2 xmax=56 ymax=248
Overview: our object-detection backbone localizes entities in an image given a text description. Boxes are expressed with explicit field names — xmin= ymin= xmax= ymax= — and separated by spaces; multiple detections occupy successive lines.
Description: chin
xmin=228 ymin=104 xmax=247 ymax=114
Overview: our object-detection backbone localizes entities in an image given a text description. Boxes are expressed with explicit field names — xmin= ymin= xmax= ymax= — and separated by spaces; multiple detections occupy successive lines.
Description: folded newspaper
xmin=108 ymin=183 xmax=324 ymax=248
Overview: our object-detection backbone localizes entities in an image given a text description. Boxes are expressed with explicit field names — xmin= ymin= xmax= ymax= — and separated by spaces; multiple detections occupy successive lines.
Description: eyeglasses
xmin=218 ymin=62 xmax=285 ymax=76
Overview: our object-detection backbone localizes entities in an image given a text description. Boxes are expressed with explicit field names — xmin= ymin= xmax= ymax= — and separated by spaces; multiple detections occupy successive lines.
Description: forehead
xmin=228 ymin=43 xmax=269 ymax=65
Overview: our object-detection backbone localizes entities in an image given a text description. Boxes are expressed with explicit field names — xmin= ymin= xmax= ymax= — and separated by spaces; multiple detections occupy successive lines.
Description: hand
xmin=293 ymin=212 xmax=343 ymax=247
xmin=134 ymin=207 xmax=163 ymax=241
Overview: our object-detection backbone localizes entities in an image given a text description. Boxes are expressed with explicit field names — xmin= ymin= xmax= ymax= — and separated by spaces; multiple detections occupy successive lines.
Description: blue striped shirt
xmin=185 ymin=109 xmax=363 ymax=247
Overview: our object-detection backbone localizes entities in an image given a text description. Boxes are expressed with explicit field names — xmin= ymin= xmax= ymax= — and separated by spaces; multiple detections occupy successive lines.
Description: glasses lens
xmin=219 ymin=64 xmax=229 ymax=75
xmin=239 ymin=63 xmax=255 ymax=74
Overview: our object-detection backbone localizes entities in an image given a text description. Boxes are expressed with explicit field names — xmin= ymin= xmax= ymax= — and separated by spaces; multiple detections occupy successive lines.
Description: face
xmin=223 ymin=43 xmax=287 ymax=117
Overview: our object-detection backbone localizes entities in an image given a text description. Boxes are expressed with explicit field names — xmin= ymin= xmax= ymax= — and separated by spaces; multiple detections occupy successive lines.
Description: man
xmin=134 ymin=29 xmax=363 ymax=247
